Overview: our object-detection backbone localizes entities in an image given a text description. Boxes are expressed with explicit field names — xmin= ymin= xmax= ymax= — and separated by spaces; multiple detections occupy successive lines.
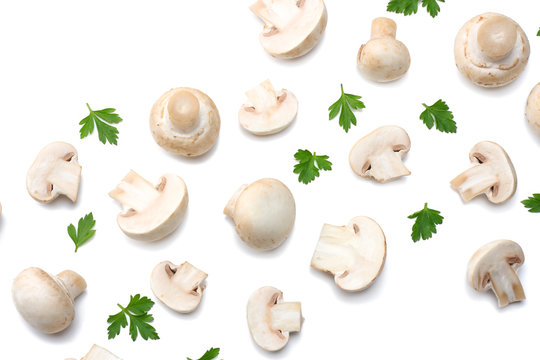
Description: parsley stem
xmin=340 ymin=83 xmax=344 ymax=95
xmin=86 ymin=103 xmax=92 ymax=112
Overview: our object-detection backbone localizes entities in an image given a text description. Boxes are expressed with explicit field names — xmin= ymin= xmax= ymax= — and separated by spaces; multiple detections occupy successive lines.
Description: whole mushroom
xmin=526 ymin=83 xmax=540 ymax=135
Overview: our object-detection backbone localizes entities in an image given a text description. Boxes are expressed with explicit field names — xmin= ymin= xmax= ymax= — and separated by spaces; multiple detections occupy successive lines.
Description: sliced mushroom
xmin=109 ymin=170 xmax=188 ymax=241
xmin=26 ymin=142 xmax=82 ymax=203
xmin=451 ymin=141 xmax=516 ymax=204
xmin=68 ymin=345 xmax=122 ymax=360
xmin=526 ymin=83 xmax=540 ymax=136
xmin=250 ymin=0 xmax=327 ymax=59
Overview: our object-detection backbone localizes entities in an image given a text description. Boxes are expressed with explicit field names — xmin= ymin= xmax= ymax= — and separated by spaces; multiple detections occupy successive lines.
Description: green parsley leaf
xmin=80 ymin=103 xmax=123 ymax=145
xmin=107 ymin=294 xmax=159 ymax=341
xmin=328 ymin=84 xmax=365 ymax=133
xmin=187 ymin=348 xmax=220 ymax=360
xmin=294 ymin=149 xmax=332 ymax=184
xmin=387 ymin=0 xmax=445 ymax=17
xmin=419 ymin=99 xmax=456 ymax=133
xmin=537 ymin=28 xmax=540 ymax=36
xmin=408 ymin=203 xmax=444 ymax=242
xmin=522 ymin=194 xmax=540 ymax=212
xmin=67 ymin=212 xmax=96 ymax=252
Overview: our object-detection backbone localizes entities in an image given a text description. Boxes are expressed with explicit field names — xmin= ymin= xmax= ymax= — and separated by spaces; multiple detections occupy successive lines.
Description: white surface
xmin=0 ymin=0 xmax=539 ymax=359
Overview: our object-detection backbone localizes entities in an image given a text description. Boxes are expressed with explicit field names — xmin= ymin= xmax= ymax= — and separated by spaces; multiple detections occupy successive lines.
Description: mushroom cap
xmin=526 ymin=83 xmax=540 ymax=136
xmin=454 ymin=13 xmax=530 ymax=87
xmin=150 ymin=87 xmax=220 ymax=157
xmin=80 ymin=345 xmax=122 ymax=360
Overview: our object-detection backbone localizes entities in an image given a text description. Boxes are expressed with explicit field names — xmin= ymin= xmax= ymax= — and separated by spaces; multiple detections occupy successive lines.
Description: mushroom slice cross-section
xmin=69 ymin=345 xmax=122 ymax=360
xmin=526 ymin=83 xmax=540 ymax=136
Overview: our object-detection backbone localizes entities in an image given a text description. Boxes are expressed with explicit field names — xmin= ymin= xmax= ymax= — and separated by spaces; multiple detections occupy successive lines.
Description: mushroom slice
xmin=311 ymin=217 xmax=386 ymax=292
xmin=451 ymin=141 xmax=516 ymax=204
xmin=467 ymin=240 xmax=525 ymax=307
xmin=76 ymin=345 xmax=121 ymax=360
xmin=238 ymin=80 xmax=298 ymax=135
xmin=26 ymin=142 xmax=82 ymax=203
xmin=349 ymin=126 xmax=411 ymax=183
xmin=247 ymin=286 xmax=302 ymax=351
xmin=526 ymin=83 xmax=540 ymax=136
xmin=250 ymin=0 xmax=327 ymax=59
xmin=150 ymin=261 xmax=207 ymax=313
xmin=109 ymin=170 xmax=188 ymax=241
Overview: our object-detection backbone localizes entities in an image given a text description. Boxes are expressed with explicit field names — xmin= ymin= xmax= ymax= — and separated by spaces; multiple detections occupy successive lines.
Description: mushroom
xmin=12 ymin=267 xmax=86 ymax=334
xmin=150 ymin=261 xmax=207 ymax=313
xmin=150 ymin=87 xmax=220 ymax=157
xmin=238 ymin=79 xmax=298 ymax=135
xmin=26 ymin=142 xmax=82 ymax=203
xmin=450 ymin=141 xmax=516 ymax=204
xmin=349 ymin=126 xmax=411 ymax=183
xmin=68 ymin=345 xmax=122 ymax=360
xmin=526 ymin=83 xmax=540 ymax=136
xmin=109 ymin=170 xmax=188 ymax=241
xmin=454 ymin=13 xmax=530 ymax=87
xmin=224 ymin=178 xmax=295 ymax=251
xmin=250 ymin=0 xmax=327 ymax=59
xmin=467 ymin=240 xmax=525 ymax=307
xmin=357 ymin=17 xmax=410 ymax=82
xmin=247 ymin=286 xmax=302 ymax=351
xmin=311 ymin=216 xmax=386 ymax=292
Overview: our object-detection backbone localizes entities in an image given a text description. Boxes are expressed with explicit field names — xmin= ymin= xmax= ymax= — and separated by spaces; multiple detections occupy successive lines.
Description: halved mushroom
xmin=526 ymin=83 xmax=540 ymax=136
xmin=150 ymin=261 xmax=207 ymax=313
xmin=250 ymin=0 xmax=327 ymax=59
xmin=26 ymin=142 xmax=82 ymax=203
xmin=349 ymin=126 xmax=411 ymax=183
xmin=451 ymin=141 xmax=516 ymax=204
xmin=109 ymin=170 xmax=188 ymax=241
xmin=247 ymin=286 xmax=302 ymax=351
xmin=238 ymin=80 xmax=298 ymax=135
xmin=68 ymin=345 xmax=122 ymax=360
xmin=467 ymin=240 xmax=525 ymax=307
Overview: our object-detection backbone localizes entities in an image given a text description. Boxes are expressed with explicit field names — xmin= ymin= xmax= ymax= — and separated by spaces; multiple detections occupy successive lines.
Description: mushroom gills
xmin=109 ymin=170 xmax=160 ymax=213
xmin=450 ymin=165 xmax=498 ymax=202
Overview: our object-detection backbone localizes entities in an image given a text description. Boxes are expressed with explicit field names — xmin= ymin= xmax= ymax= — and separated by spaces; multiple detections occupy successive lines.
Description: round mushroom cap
xmin=358 ymin=38 xmax=410 ymax=82
xmin=526 ymin=83 xmax=540 ymax=136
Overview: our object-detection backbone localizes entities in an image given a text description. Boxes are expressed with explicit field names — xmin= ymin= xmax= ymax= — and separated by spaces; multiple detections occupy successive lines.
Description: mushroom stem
xmin=250 ymin=0 xmax=300 ymax=29
xmin=489 ymin=264 xmax=525 ymax=307
xmin=311 ymin=224 xmax=354 ymax=274
xmin=57 ymin=270 xmax=87 ymax=300
xmin=369 ymin=151 xmax=410 ymax=182
xmin=245 ymin=80 xmax=278 ymax=112
xmin=371 ymin=17 xmax=396 ymax=39
xmin=477 ymin=15 xmax=517 ymax=60
xmin=172 ymin=262 xmax=207 ymax=291
xmin=450 ymin=166 xmax=497 ymax=202
xmin=46 ymin=160 xmax=82 ymax=202
xmin=270 ymin=302 xmax=302 ymax=332
xmin=109 ymin=170 xmax=160 ymax=213
xmin=168 ymin=91 xmax=200 ymax=133
xmin=224 ymin=184 xmax=247 ymax=218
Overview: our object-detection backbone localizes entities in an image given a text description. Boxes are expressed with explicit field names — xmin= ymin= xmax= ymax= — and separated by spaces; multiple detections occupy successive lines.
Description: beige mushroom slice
xmin=224 ymin=178 xmax=295 ymax=251
xmin=26 ymin=142 xmax=82 ymax=203
xmin=454 ymin=13 xmax=530 ymax=87
xmin=357 ymin=17 xmax=410 ymax=82
xmin=150 ymin=261 xmax=207 ymax=313
xmin=12 ymin=267 xmax=86 ymax=334
xmin=250 ymin=0 xmax=327 ymax=59
xmin=109 ymin=170 xmax=188 ymax=241
xmin=150 ymin=87 xmax=220 ymax=157
xmin=349 ymin=126 xmax=411 ymax=183
xmin=451 ymin=141 xmax=516 ymax=204
xmin=526 ymin=83 xmax=540 ymax=136
xmin=67 ymin=345 xmax=122 ymax=360
xmin=238 ymin=80 xmax=298 ymax=135
xmin=467 ymin=240 xmax=525 ymax=307
xmin=247 ymin=286 xmax=302 ymax=351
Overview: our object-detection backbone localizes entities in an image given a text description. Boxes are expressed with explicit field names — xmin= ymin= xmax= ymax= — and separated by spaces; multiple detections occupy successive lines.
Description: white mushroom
xmin=247 ymin=286 xmax=302 ymax=351
xmin=454 ymin=13 xmax=530 ymax=87
xmin=224 ymin=178 xmax=295 ymax=251
xmin=349 ymin=126 xmax=411 ymax=183
xmin=109 ymin=170 xmax=188 ymax=241
xmin=451 ymin=141 xmax=516 ymax=204
xmin=150 ymin=87 xmax=220 ymax=157
xmin=526 ymin=83 xmax=540 ymax=136
xmin=250 ymin=0 xmax=327 ymax=59
xmin=26 ymin=142 xmax=82 ymax=203
xmin=12 ymin=267 xmax=86 ymax=334
xmin=68 ymin=345 xmax=122 ymax=360
xmin=238 ymin=80 xmax=298 ymax=135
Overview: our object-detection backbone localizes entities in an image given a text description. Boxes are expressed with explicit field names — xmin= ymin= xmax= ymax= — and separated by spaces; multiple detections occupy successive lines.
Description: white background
xmin=1 ymin=0 xmax=539 ymax=359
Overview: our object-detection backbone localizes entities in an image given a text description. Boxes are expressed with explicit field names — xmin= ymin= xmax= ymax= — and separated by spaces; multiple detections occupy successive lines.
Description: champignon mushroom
xmin=12 ymin=267 xmax=86 ymax=334
xmin=68 ymin=345 xmax=122 ymax=360
xmin=454 ymin=13 xmax=530 ymax=87
xmin=109 ymin=170 xmax=188 ymax=241
xmin=224 ymin=178 xmax=295 ymax=251
xmin=247 ymin=286 xmax=302 ymax=351
xmin=467 ymin=240 xmax=525 ymax=307
xmin=349 ymin=126 xmax=411 ymax=183
xmin=357 ymin=17 xmax=411 ymax=82
xmin=26 ymin=142 xmax=82 ymax=203
xmin=450 ymin=141 xmax=516 ymax=204
xmin=526 ymin=83 xmax=540 ymax=135
xmin=250 ymin=0 xmax=327 ymax=59
xmin=238 ymin=80 xmax=298 ymax=135
xmin=150 ymin=87 xmax=220 ymax=157
xmin=150 ymin=261 xmax=207 ymax=313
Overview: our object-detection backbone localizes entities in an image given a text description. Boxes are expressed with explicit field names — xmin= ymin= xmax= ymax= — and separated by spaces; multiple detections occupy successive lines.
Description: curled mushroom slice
xmin=69 ymin=345 xmax=122 ymax=360
xmin=451 ymin=141 xmax=516 ymax=204
xmin=526 ymin=83 xmax=540 ymax=136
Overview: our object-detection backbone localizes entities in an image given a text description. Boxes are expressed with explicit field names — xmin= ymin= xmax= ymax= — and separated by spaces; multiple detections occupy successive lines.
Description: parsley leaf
xmin=187 ymin=348 xmax=220 ymax=360
xmin=419 ymin=99 xmax=456 ymax=133
xmin=537 ymin=28 xmax=540 ymax=36
xmin=80 ymin=103 xmax=123 ymax=145
xmin=522 ymin=194 xmax=540 ymax=212
xmin=387 ymin=0 xmax=445 ymax=17
xmin=328 ymin=84 xmax=365 ymax=133
xmin=67 ymin=212 xmax=96 ymax=252
xmin=408 ymin=203 xmax=444 ymax=242
xmin=293 ymin=149 xmax=332 ymax=184
xmin=107 ymin=294 xmax=159 ymax=341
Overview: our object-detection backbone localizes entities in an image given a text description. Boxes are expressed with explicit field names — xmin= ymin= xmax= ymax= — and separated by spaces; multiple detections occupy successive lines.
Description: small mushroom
xmin=68 ymin=345 xmax=122 ymax=360
xmin=150 ymin=87 xmax=220 ymax=157
xmin=349 ymin=126 xmax=411 ymax=183
xmin=26 ymin=142 xmax=82 ymax=203
xmin=224 ymin=178 xmax=295 ymax=251
xmin=526 ymin=83 xmax=540 ymax=136
xmin=250 ymin=0 xmax=327 ymax=59
xmin=12 ymin=267 xmax=86 ymax=334
xmin=311 ymin=216 xmax=386 ymax=292
xmin=109 ymin=170 xmax=188 ymax=241
xmin=247 ymin=286 xmax=302 ymax=351
xmin=454 ymin=13 xmax=530 ymax=87
xmin=150 ymin=261 xmax=207 ymax=313
xmin=238 ymin=80 xmax=298 ymax=135
xmin=450 ymin=141 xmax=516 ymax=204
xmin=357 ymin=17 xmax=411 ymax=82
xmin=467 ymin=240 xmax=525 ymax=307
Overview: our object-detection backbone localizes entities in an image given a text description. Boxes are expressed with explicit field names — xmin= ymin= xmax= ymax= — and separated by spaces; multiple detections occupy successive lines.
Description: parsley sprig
xmin=328 ymin=84 xmax=365 ymax=133
xmin=387 ymin=0 xmax=445 ymax=18
xmin=67 ymin=212 xmax=96 ymax=252
xmin=419 ymin=99 xmax=456 ymax=133
xmin=408 ymin=203 xmax=444 ymax=242
xmin=107 ymin=294 xmax=159 ymax=341
xmin=294 ymin=149 xmax=332 ymax=184
xmin=522 ymin=194 xmax=540 ymax=212
xmin=80 ymin=103 xmax=123 ymax=145
xmin=187 ymin=348 xmax=221 ymax=360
